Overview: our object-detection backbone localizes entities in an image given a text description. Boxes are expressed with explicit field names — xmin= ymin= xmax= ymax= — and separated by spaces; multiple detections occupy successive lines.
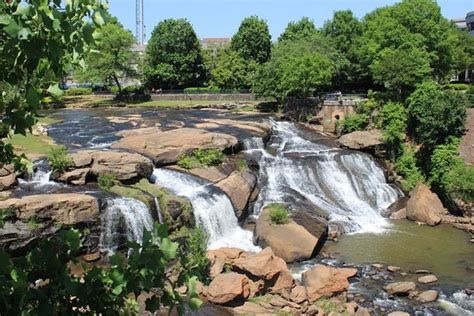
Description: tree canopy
xmin=278 ymin=17 xmax=318 ymax=42
xmin=76 ymin=22 xmax=136 ymax=92
xmin=231 ymin=16 xmax=272 ymax=64
xmin=207 ymin=47 xmax=255 ymax=90
xmin=145 ymin=19 xmax=204 ymax=89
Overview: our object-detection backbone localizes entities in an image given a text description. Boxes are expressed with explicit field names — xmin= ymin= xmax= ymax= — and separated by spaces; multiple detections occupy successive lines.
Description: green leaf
xmin=10 ymin=269 xmax=19 ymax=282
xmin=47 ymin=84 xmax=63 ymax=97
xmin=159 ymin=238 xmax=178 ymax=260
xmin=3 ymin=20 xmax=21 ymax=37
xmin=15 ymin=4 xmax=33 ymax=17
xmin=0 ymin=15 xmax=12 ymax=25
xmin=26 ymin=87 xmax=40 ymax=107
xmin=93 ymin=11 xmax=105 ymax=26
xmin=189 ymin=297 xmax=203 ymax=310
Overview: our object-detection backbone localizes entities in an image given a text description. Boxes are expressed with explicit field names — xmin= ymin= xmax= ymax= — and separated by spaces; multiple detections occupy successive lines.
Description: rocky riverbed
xmin=0 ymin=107 xmax=472 ymax=315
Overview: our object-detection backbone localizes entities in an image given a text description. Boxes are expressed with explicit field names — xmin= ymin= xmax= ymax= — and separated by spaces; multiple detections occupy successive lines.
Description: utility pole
xmin=136 ymin=0 xmax=145 ymax=45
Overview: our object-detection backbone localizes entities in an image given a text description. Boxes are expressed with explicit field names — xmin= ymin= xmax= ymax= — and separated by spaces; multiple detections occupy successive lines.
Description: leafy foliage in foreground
xmin=0 ymin=0 xmax=106 ymax=165
xmin=0 ymin=224 xmax=202 ymax=315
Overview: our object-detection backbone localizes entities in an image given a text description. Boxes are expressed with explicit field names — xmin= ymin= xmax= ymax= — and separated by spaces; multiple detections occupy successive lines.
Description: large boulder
xmin=112 ymin=128 xmax=238 ymax=166
xmin=215 ymin=171 xmax=257 ymax=219
xmin=338 ymin=129 xmax=383 ymax=151
xmin=233 ymin=247 xmax=295 ymax=294
xmin=406 ymin=183 xmax=446 ymax=226
xmin=255 ymin=207 xmax=319 ymax=263
xmin=0 ymin=221 xmax=59 ymax=254
xmin=384 ymin=281 xmax=416 ymax=296
xmin=0 ymin=194 xmax=100 ymax=225
xmin=207 ymin=272 xmax=250 ymax=305
xmin=54 ymin=150 xmax=154 ymax=185
xmin=302 ymin=264 xmax=357 ymax=302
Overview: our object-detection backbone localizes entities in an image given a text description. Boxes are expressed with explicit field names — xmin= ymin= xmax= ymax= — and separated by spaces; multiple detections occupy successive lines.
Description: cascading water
xmin=245 ymin=120 xmax=401 ymax=234
xmin=100 ymin=197 xmax=154 ymax=253
xmin=151 ymin=168 xmax=260 ymax=252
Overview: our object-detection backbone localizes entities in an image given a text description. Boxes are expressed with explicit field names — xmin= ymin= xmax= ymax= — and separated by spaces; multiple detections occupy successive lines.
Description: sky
xmin=108 ymin=0 xmax=474 ymax=41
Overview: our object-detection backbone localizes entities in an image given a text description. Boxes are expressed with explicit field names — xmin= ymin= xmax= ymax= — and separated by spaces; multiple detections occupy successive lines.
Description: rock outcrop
xmin=384 ymin=281 xmax=416 ymax=296
xmin=112 ymin=128 xmax=238 ymax=166
xmin=338 ymin=129 xmax=383 ymax=151
xmin=406 ymin=183 xmax=446 ymax=226
xmin=302 ymin=264 xmax=357 ymax=302
xmin=215 ymin=171 xmax=257 ymax=219
xmin=232 ymin=247 xmax=295 ymax=294
xmin=54 ymin=150 xmax=154 ymax=185
xmin=0 ymin=193 xmax=100 ymax=225
xmin=207 ymin=272 xmax=251 ymax=305
xmin=0 ymin=164 xmax=17 ymax=191
xmin=0 ymin=221 xmax=59 ymax=254
xmin=254 ymin=207 xmax=319 ymax=263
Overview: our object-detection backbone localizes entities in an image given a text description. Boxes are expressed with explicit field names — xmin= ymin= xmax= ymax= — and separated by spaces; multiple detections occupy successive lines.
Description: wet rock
xmin=406 ymin=183 xmax=446 ymax=226
xmin=417 ymin=290 xmax=438 ymax=303
xmin=83 ymin=252 xmax=101 ymax=262
xmin=387 ymin=266 xmax=401 ymax=273
xmin=0 ymin=221 xmax=58 ymax=254
xmin=390 ymin=208 xmax=407 ymax=220
xmin=302 ymin=264 xmax=357 ymax=302
xmin=371 ymin=263 xmax=384 ymax=270
xmin=441 ymin=214 xmax=474 ymax=234
xmin=384 ymin=281 xmax=416 ymax=296
xmin=112 ymin=128 xmax=238 ymax=166
xmin=215 ymin=171 xmax=257 ymax=219
xmin=233 ymin=247 xmax=295 ymax=294
xmin=254 ymin=207 xmax=319 ymax=263
xmin=0 ymin=164 xmax=17 ymax=191
xmin=337 ymin=129 xmax=383 ymax=151
xmin=418 ymin=274 xmax=438 ymax=284
xmin=55 ymin=168 xmax=90 ymax=185
xmin=388 ymin=312 xmax=410 ymax=316
xmin=116 ymin=126 xmax=161 ymax=138
xmin=207 ymin=272 xmax=250 ymax=305
xmin=0 ymin=193 xmax=100 ymax=225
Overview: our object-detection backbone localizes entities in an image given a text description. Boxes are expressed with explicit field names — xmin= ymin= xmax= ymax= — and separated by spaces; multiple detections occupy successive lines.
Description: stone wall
xmin=283 ymin=97 xmax=356 ymax=132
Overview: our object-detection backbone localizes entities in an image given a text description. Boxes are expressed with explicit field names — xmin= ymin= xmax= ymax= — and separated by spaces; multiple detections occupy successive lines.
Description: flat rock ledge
xmin=112 ymin=128 xmax=239 ymax=166
xmin=337 ymin=129 xmax=383 ymax=151
xmin=54 ymin=150 xmax=154 ymax=185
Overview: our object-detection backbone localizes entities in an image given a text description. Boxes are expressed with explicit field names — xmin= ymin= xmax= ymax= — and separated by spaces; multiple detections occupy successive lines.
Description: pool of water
xmin=325 ymin=220 xmax=474 ymax=289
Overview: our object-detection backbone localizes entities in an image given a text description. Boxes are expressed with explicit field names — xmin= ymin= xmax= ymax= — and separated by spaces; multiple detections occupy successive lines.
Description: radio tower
xmin=135 ymin=0 xmax=145 ymax=45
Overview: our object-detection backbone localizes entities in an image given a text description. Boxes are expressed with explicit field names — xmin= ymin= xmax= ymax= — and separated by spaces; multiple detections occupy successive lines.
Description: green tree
xmin=278 ymin=17 xmax=318 ymax=42
xmin=209 ymin=48 xmax=255 ymax=89
xmin=253 ymin=38 xmax=334 ymax=103
xmin=231 ymin=16 xmax=272 ymax=64
xmin=370 ymin=45 xmax=432 ymax=99
xmin=407 ymin=81 xmax=467 ymax=148
xmin=322 ymin=10 xmax=362 ymax=88
xmin=379 ymin=102 xmax=407 ymax=156
xmin=76 ymin=22 xmax=136 ymax=93
xmin=145 ymin=19 xmax=204 ymax=89
xmin=0 ymin=0 xmax=107 ymax=165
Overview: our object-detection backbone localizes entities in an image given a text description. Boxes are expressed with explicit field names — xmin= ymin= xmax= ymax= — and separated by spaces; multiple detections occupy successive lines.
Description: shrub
xmin=47 ymin=145 xmax=73 ymax=173
xmin=178 ymin=149 xmax=225 ymax=169
xmin=183 ymin=87 xmax=220 ymax=94
xmin=395 ymin=145 xmax=425 ymax=192
xmin=339 ymin=114 xmax=369 ymax=134
xmin=98 ymin=173 xmax=117 ymax=191
xmin=467 ymin=85 xmax=474 ymax=108
xmin=379 ymin=102 xmax=407 ymax=156
xmin=63 ymin=87 xmax=92 ymax=96
xmin=0 ymin=224 xmax=202 ymax=314
xmin=237 ymin=159 xmax=248 ymax=172
xmin=115 ymin=85 xmax=151 ymax=102
xmin=442 ymin=83 xmax=470 ymax=91
xmin=408 ymin=81 xmax=467 ymax=149
xmin=267 ymin=203 xmax=290 ymax=225
xmin=181 ymin=227 xmax=210 ymax=283
xmin=444 ymin=163 xmax=474 ymax=203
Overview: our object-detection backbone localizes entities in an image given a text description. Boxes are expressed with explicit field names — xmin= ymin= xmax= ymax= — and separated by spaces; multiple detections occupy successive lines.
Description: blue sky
xmin=108 ymin=0 xmax=473 ymax=41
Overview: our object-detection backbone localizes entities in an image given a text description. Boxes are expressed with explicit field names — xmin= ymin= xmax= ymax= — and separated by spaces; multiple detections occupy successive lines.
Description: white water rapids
xmin=245 ymin=120 xmax=401 ymax=234
xmin=151 ymin=168 xmax=260 ymax=252
xmin=100 ymin=197 xmax=154 ymax=253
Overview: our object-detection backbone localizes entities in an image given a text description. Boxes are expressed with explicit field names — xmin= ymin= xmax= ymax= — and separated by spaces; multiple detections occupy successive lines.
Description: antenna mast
xmin=135 ymin=0 xmax=145 ymax=45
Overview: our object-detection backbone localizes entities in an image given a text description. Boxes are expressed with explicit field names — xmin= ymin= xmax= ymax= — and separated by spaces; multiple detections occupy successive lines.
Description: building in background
xmin=452 ymin=12 xmax=474 ymax=82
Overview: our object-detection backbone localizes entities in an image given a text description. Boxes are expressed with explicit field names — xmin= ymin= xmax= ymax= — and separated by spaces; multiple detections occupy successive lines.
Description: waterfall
xmin=100 ymin=197 xmax=154 ymax=253
xmin=151 ymin=168 xmax=260 ymax=252
xmin=154 ymin=197 xmax=164 ymax=224
xmin=243 ymin=137 xmax=264 ymax=151
xmin=245 ymin=120 xmax=401 ymax=234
